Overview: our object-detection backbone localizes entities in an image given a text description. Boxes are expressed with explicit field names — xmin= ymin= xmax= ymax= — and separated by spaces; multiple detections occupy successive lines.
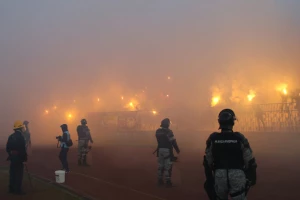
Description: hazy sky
xmin=1 ymin=1 xmax=300 ymax=134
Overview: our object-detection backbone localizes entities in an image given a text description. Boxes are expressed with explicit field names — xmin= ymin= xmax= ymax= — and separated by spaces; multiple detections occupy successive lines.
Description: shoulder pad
xmin=234 ymin=131 xmax=245 ymax=137
xmin=233 ymin=132 xmax=246 ymax=139
xmin=209 ymin=132 xmax=219 ymax=139
xmin=206 ymin=132 xmax=218 ymax=146
xmin=234 ymin=132 xmax=250 ymax=146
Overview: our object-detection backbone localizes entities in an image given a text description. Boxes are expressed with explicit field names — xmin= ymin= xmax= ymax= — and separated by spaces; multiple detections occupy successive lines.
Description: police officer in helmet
xmin=203 ymin=109 xmax=257 ymax=200
xmin=6 ymin=121 xmax=28 ymax=195
xmin=155 ymin=118 xmax=180 ymax=187
xmin=77 ymin=119 xmax=93 ymax=166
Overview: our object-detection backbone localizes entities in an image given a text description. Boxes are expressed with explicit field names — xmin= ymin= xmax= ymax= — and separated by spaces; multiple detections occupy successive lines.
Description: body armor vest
xmin=210 ymin=132 xmax=244 ymax=169
xmin=156 ymin=128 xmax=173 ymax=149
xmin=77 ymin=125 xmax=89 ymax=140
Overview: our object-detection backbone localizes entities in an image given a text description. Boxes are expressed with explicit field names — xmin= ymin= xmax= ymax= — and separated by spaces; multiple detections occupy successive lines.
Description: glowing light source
xmin=67 ymin=113 xmax=72 ymax=119
xmin=276 ymin=83 xmax=288 ymax=95
xmin=166 ymin=94 xmax=169 ymax=97
xmin=211 ymin=87 xmax=222 ymax=107
xmin=129 ymin=102 xmax=134 ymax=107
xmin=97 ymin=98 xmax=100 ymax=102
xmin=247 ymin=90 xmax=256 ymax=102
xmin=53 ymin=106 xmax=57 ymax=110
xmin=283 ymin=88 xmax=287 ymax=95
xmin=167 ymin=76 xmax=171 ymax=80
xmin=121 ymin=96 xmax=124 ymax=100
xmin=211 ymin=96 xmax=220 ymax=107
xmin=45 ymin=110 xmax=49 ymax=114
xmin=152 ymin=110 xmax=157 ymax=115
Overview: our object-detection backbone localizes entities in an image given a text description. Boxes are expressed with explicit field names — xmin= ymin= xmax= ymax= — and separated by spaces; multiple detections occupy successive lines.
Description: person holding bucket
xmin=57 ymin=124 xmax=73 ymax=173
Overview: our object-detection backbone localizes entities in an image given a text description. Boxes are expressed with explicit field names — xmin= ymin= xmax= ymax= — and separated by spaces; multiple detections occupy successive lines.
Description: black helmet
xmin=218 ymin=109 xmax=236 ymax=129
xmin=60 ymin=124 xmax=68 ymax=132
xmin=81 ymin=119 xmax=87 ymax=125
xmin=160 ymin=118 xmax=170 ymax=128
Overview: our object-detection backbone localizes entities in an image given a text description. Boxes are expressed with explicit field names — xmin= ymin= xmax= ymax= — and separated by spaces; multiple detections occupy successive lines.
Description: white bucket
xmin=55 ymin=170 xmax=65 ymax=183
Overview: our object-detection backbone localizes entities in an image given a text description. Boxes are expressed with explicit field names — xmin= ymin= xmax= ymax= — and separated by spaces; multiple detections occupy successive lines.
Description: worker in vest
xmin=6 ymin=121 xmax=27 ymax=195
xmin=77 ymin=119 xmax=93 ymax=166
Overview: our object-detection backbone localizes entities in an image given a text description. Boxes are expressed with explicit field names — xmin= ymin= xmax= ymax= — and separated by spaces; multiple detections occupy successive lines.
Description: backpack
xmin=66 ymin=139 xmax=73 ymax=147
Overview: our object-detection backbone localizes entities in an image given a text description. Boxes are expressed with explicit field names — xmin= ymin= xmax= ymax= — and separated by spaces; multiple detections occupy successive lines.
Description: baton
xmin=152 ymin=149 xmax=158 ymax=154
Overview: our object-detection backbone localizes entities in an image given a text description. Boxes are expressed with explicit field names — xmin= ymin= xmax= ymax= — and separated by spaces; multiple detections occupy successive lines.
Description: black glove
xmin=245 ymin=158 xmax=257 ymax=186
xmin=245 ymin=168 xmax=256 ymax=186
xmin=204 ymin=179 xmax=216 ymax=200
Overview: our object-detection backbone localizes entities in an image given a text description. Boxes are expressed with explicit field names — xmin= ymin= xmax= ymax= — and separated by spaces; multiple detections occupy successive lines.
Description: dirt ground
xmin=0 ymin=168 xmax=82 ymax=200
xmin=1 ymin=131 xmax=300 ymax=200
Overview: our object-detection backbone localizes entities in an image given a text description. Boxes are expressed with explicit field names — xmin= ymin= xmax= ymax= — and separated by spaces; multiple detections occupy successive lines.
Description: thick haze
xmin=1 ymin=1 xmax=300 ymax=140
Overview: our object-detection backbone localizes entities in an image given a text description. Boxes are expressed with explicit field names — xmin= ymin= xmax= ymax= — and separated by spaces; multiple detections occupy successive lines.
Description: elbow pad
xmin=203 ymin=156 xmax=213 ymax=180
xmin=245 ymin=158 xmax=257 ymax=185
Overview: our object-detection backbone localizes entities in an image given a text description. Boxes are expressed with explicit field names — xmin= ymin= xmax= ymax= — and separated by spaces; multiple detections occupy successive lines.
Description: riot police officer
xmin=155 ymin=118 xmax=180 ymax=187
xmin=77 ymin=119 xmax=93 ymax=166
xmin=6 ymin=120 xmax=27 ymax=195
xmin=203 ymin=109 xmax=257 ymax=200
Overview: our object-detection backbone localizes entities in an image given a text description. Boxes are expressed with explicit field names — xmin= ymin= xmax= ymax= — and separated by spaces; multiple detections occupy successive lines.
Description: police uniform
xmin=6 ymin=121 xmax=27 ymax=195
xmin=155 ymin=118 xmax=180 ymax=187
xmin=77 ymin=119 xmax=93 ymax=166
xmin=203 ymin=109 xmax=257 ymax=200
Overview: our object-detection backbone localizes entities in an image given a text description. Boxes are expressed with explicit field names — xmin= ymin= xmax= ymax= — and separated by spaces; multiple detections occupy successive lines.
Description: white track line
xmin=72 ymin=172 xmax=167 ymax=200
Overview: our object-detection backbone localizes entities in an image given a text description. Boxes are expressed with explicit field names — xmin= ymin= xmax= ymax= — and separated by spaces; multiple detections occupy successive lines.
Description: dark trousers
xmin=59 ymin=148 xmax=69 ymax=171
xmin=9 ymin=162 xmax=24 ymax=192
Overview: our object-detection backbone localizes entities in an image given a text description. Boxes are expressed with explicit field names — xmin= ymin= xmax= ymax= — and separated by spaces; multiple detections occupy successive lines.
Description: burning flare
xmin=247 ymin=90 xmax=256 ymax=101
xmin=211 ymin=96 xmax=220 ymax=107
xmin=276 ymin=83 xmax=288 ymax=95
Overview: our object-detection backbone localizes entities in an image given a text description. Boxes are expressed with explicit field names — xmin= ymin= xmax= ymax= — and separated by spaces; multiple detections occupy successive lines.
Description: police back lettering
xmin=215 ymin=140 xmax=238 ymax=143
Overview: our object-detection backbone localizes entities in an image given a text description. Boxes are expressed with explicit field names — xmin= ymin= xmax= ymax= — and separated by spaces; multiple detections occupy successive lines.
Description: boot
xmin=157 ymin=179 xmax=164 ymax=186
xmin=14 ymin=191 xmax=26 ymax=195
xmin=82 ymin=156 xmax=90 ymax=167
xmin=165 ymin=180 xmax=172 ymax=188
xmin=8 ymin=186 xmax=14 ymax=194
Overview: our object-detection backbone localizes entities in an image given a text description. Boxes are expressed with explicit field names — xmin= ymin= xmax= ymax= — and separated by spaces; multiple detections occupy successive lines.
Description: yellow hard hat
xmin=13 ymin=120 xmax=24 ymax=130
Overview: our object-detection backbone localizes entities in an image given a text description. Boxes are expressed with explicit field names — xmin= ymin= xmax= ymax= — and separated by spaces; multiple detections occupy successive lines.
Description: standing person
xmin=58 ymin=124 xmax=72 ymax=173
xmin=77 ymin=119 xmax=93 ymax=166
xmin=155 ymin=118 xmax=180 ymax=187
xmin=6 ymin=120 xmax=28 ymax=195
xmin=253 ymin=105 xmax=265 ymax=131
xmin=203 ymin=109 xmax=257 ymax=200
xmin=23 ymin=121 xmax=31 ymax=150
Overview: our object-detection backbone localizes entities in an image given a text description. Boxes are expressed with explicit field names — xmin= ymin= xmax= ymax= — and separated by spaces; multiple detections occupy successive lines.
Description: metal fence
xmin=227 ymin=103 xmax=300 ymax=132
